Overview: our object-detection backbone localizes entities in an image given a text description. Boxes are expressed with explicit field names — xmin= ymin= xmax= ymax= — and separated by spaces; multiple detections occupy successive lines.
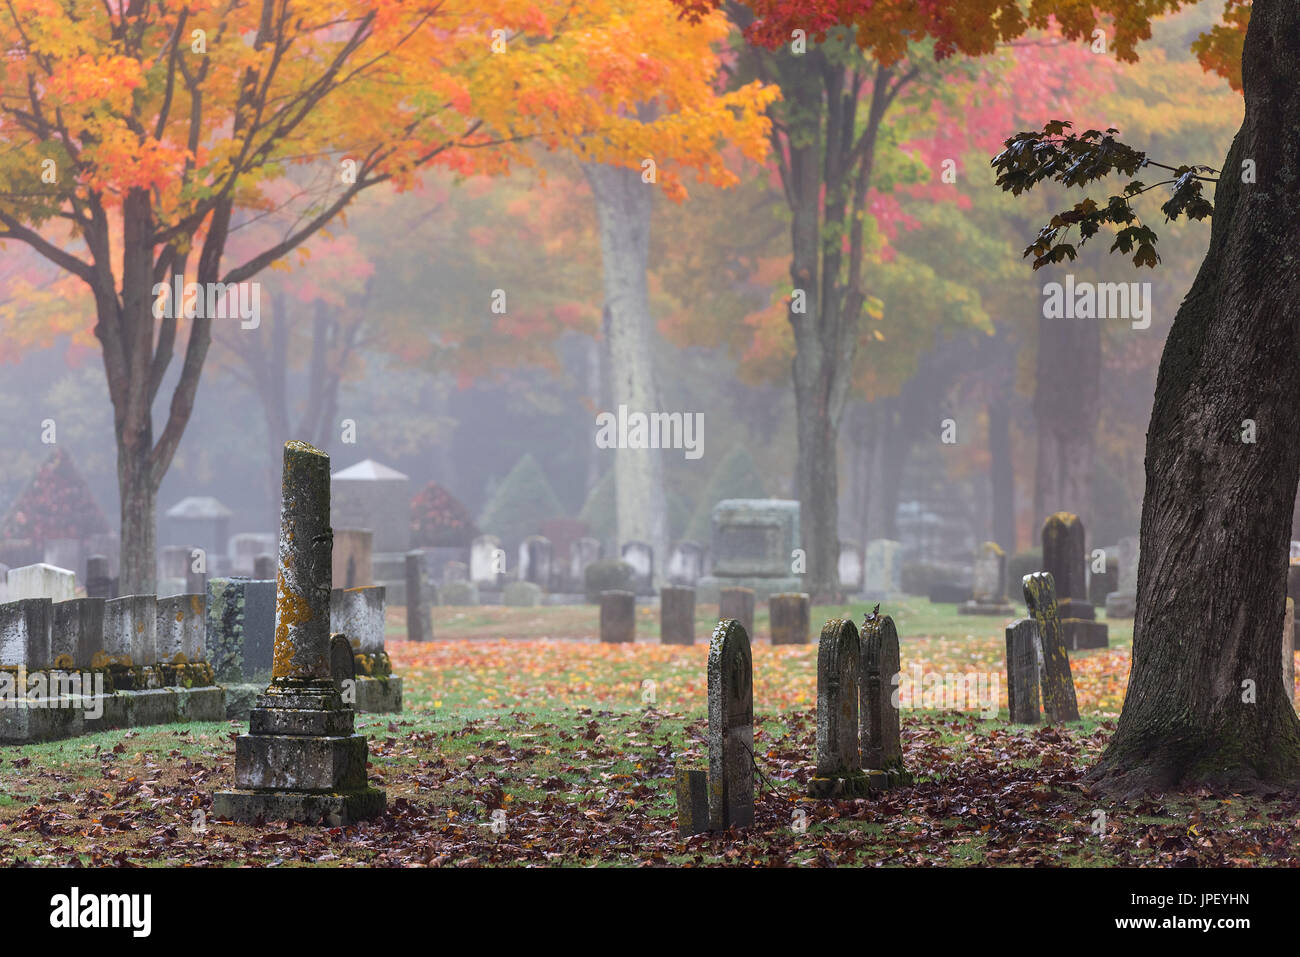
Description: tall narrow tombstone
xmin=405 ymin=551 xmax=430 ymax=642
xmin=962 ymin=542 xmax=1015 ymax=615
xmin=621 ymin=541 xmax=654 ymax=596
xmin=808 ymin=619 xmax=860 ymax=796
xmin=769 ymin=593 xmax=810 ymax=645
xmin=666 ymin=542 xmax=705 ymax=587
xmin=156 ymin=594 xmax=206 ymax=664
xmin=1105 ymin=536 xmax=1139 ymax=619
xmin=718 ymin=586 xmax=755 ymax=640
xmin=6 ymin=563 xmax=76 ymax=603
xmin=1041 ymin=513 xmax=1108 ymax=648
xmin=1022 ymin=572 xmax=1080 ymax=723
xmin=86 ymin=554 xmax=117 ymax=600
xmin=51 ymin=598 xmax=104 ymax=669
xmin=1005 ymin=618 xmax=1041 ymax=724
xmin=1285 ymin=597 xmax=1295 ymax=703
xmin=862 ymin=539 xmax=904 ymax=599
xmin=518 ymin=536 xmax=553 ymax=591
xmin=660 ymin=586 xmax=695 ymax=645
xmin=0 ymin=598 xmax=52 ymax=671
xmin=568 ymin=538 xmax=602 ymax=593
xmin=214 ymin=440 xmax=385 ymax=824
xmin=861 ymin=613 xmax=904 ymax=772
xmin=470 ymin=534 xmax=504 ymax=587
xmin=707 ymin=619 xmax=753 ymax=830
xmin=599 ymin=590 xmax=636 ymax=644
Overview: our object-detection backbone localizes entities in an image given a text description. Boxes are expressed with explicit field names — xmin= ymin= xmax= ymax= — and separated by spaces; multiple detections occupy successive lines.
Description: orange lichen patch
xmin=272 ymin=585 xmax=315 ymax=678
xmin=189 ymin=594 xmax=203 ymax=616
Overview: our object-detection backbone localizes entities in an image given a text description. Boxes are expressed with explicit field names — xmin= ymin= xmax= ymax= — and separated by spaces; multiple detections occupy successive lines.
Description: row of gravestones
xmin=455 ymin=535 xmax=704 ymax=596
xmin=596 ymin=587 xmax=813 ymax=645
xmin=675 ymin=612 xmax=912 ymax=836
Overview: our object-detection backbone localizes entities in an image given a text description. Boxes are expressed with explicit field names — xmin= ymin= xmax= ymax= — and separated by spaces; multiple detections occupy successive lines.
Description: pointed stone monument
xmin=214 ymin=441 xmax=386 ymax=825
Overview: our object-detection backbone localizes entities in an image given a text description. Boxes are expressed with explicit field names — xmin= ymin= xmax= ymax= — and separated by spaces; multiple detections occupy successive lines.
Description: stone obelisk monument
xmin=214 ymin=441 xmax=385 ymax=824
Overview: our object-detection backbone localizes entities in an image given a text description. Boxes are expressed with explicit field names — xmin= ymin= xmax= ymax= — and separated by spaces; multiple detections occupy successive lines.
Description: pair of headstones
xmin=1005 ymin=572 xmax=1080 ymax=723
xmin=675 ymin=620 xmax=754 ymax=836
xmin=657 ymin=587 xmax=809 ymax=646
xmin=807 ymin=613 xmax=910 ymax=797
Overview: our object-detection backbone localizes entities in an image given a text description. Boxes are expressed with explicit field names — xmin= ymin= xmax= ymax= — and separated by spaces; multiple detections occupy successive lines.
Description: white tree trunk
xmin=584 ymin=163 xmax=668 ymax=578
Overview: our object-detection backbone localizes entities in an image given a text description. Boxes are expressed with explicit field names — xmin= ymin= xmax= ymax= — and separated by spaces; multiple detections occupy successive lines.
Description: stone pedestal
xmin=599 ymin=590 xmax=635 ymax=643
xmin=214 ymin=441 xmax=385 ymax=826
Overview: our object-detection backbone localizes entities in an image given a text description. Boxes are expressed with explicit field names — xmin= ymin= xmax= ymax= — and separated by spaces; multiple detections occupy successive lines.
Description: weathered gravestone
xmin=405 ymin=551 xmax=431 ymax=642
xmin=961 ymin=542 xmax=1015 ymax=615
xmin=1105 ymin=536 xmax=1139 ymax=619
xmin=1004 ymin=618 xmax=1041 ymax=724
xmin=599 ymin=590 xmax=635 ymax=644
xmin=332 ymin=528 xmax=373 ymax=589
xmin=769 ymin=592 xmax=810 ymax=645
xmin=666 ymin=541 xmax=705 ymax=587
xmin=214 ymin=440 xmax=386 ymax=825
xmin=838 ymin=542 xmax=863 ymax=592
xmin=1041 ymin=513 xmax=1108 ymax=648
xmin=707 ymin=619 xmax=754 ymax=830
xmin=156 ymin=594 xmax=206 ymax=664
xmin=329 ymin=585 xmax=402 ymax=712
xmin=518 ymin=536 xmax=553 ymax=591
xmin=51 ymin=598 xmax=104 ymax=669
xmin=861 ymin=612 xmax=907 ymax=778
xmin=568 ymin=538 xmax=602 ymax=593
xmin=808 ymin=619 xmax=861 ymax=797
xmin=470 ymin=534 xmax=504 ymax=588
xmin=718 ymin=586 xmax=755 ymax=640
xmin=676 ymin=619 xmax=756 ymax=837
xmin=621 ymin=541 xmax=654 ymax=596
xmin=1022 ymin=572 xmax=1079 ymax=723
xmin=0 ymin=598 xmax=52 ymax=671
xmin=86 ymin=554 xmax=117 ymax=600
xmin=861 ymin=540 xmax=903 ymax=600
xmin=697 ymin=499 xmax=801 ymax=601
xmin=206 ymin=577 xmax=276 ymax=683
xmin=660 ymin=586 xmax=695 ymax=645
xmin=6 ymin=563 xmax=76 ymax=603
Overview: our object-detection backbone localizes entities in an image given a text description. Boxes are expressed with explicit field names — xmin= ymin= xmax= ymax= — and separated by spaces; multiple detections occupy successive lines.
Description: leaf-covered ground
xmin=1 ymin=600 xmax=1297 ymax=866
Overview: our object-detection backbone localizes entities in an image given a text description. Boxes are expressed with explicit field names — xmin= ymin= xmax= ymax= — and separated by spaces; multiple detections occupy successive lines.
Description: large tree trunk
xmin=584 ymin=163 xmax=668 ymax=576
xmin=1033 ymin=315 xmax=1100 ymax=526
xmin=1088 ymin=0 xmax=1300 ymax=796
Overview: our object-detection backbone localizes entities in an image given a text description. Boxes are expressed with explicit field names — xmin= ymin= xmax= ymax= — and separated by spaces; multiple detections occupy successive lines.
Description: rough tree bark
xmin=1088 ymin=0 xmax=1300 ymax=795
xmin=584 ymin=163 xmax=669 ymax=576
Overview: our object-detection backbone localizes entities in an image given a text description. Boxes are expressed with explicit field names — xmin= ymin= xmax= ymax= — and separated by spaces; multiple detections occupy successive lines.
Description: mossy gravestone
xmin=1005 ymin=618 xmax=1041 ymax=724
xmin=808 ymin=619 xmax=860 ymax=796
xmin=769 ymin=592 xmax=809 ymax=645
xmin=599 ymin=590 xmax=635 ymax=643
xmin=1022 ymin=572 xmax=1079 ymax=723
xmin=861 ymin=612 xmax=905 ymax=772
xmin=707 ymin=619 xmax=753 ymax=831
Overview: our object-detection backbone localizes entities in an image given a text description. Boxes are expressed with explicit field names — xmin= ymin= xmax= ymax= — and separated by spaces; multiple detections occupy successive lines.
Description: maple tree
xmin=0 ymin=0 xmax=770 ymax=592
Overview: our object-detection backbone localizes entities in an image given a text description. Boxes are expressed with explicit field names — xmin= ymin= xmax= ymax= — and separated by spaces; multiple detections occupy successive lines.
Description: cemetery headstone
xmin=861 ymin=612 xmax=905 ymax=772
xmin=214 ymin=440 xmax=386 ymax=824
xmin=599 ymin=590 xmax=635 ymax=644
xmin=666 ymin=541 xmax=705 ymax=587
xmin=621 ymin=541 xmax=654 ymax=596
xmin=1105 ymin=536 xmax=1139 ymax=619
xmin=103 ymin=594 xmax=158 ymax=683
xmin=85 ymin=554 xmax=117 ymax=600
xmin=808 ymin=619 xmax=861 ymax=796
xmin=718 ymin=586 xmax=755 ymax=640
xmin=660 ymin=586 xmax=695 ymax=645
xmin=1005 ymin=618 xmax=1041 ymax=724
xmin=518 ymin=535 xmax=553 ymax=590
xmin=769 ymin=592 xmax=810 ymax=645
xmin=1041 ymin=513 xmax=1108 ymax=648
xmin=156 ymin=594 xmax=206 ymax=664
xmin=405 ymin=551 xmax=430 ymax=642
xmin=838 ymin=542 xmax=863 ymax=591
xmin=332 ymin=528 xmax=374 ymax=589
xmin=861 ymin=540 xmax=903 ymax=600
xmin=51 ymin=598 xmax=104 ymax=669
xmin=674 ymin=766 xmax=710 ymax=838
xmin=330 ymin=586 xmax=387 ymax=656
xmin=330 ymin=633 xmax=356 ymax=692
xmin=697 ymin=499 xmax=801 ymax=601
xmin=0 ymin=598 xmax=52 ymax=671
xmin=6 ymin=563 xmax=76 ymax=603
xmin=470 ymin=534 xmax=505 ymax=588
xmin=206 ymin=577 xmax=276 ymax=682
xmin=568 ymin=537 xmax=602 ymax=594
xmin=1022 ymin=572 xmax=1080 ymax=723
xmin=253 ymin=554 xmax=276 ymax=581
xmin=707 ymin=619 xmax=754 ymax=830
xmin=961 ymin=542 xmax=1015 ymax=615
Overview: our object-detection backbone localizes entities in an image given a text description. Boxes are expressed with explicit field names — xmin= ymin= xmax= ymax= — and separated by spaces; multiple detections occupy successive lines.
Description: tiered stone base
xmin=212 ymin=786 xmax=386 ymax=825
xmin=220 ymin=675 xmax=403 ymax=720
xmin=807 ymin=767 xmax=913 ymax=798
xmin=0 ymin=685 xmax=225 ymax=744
